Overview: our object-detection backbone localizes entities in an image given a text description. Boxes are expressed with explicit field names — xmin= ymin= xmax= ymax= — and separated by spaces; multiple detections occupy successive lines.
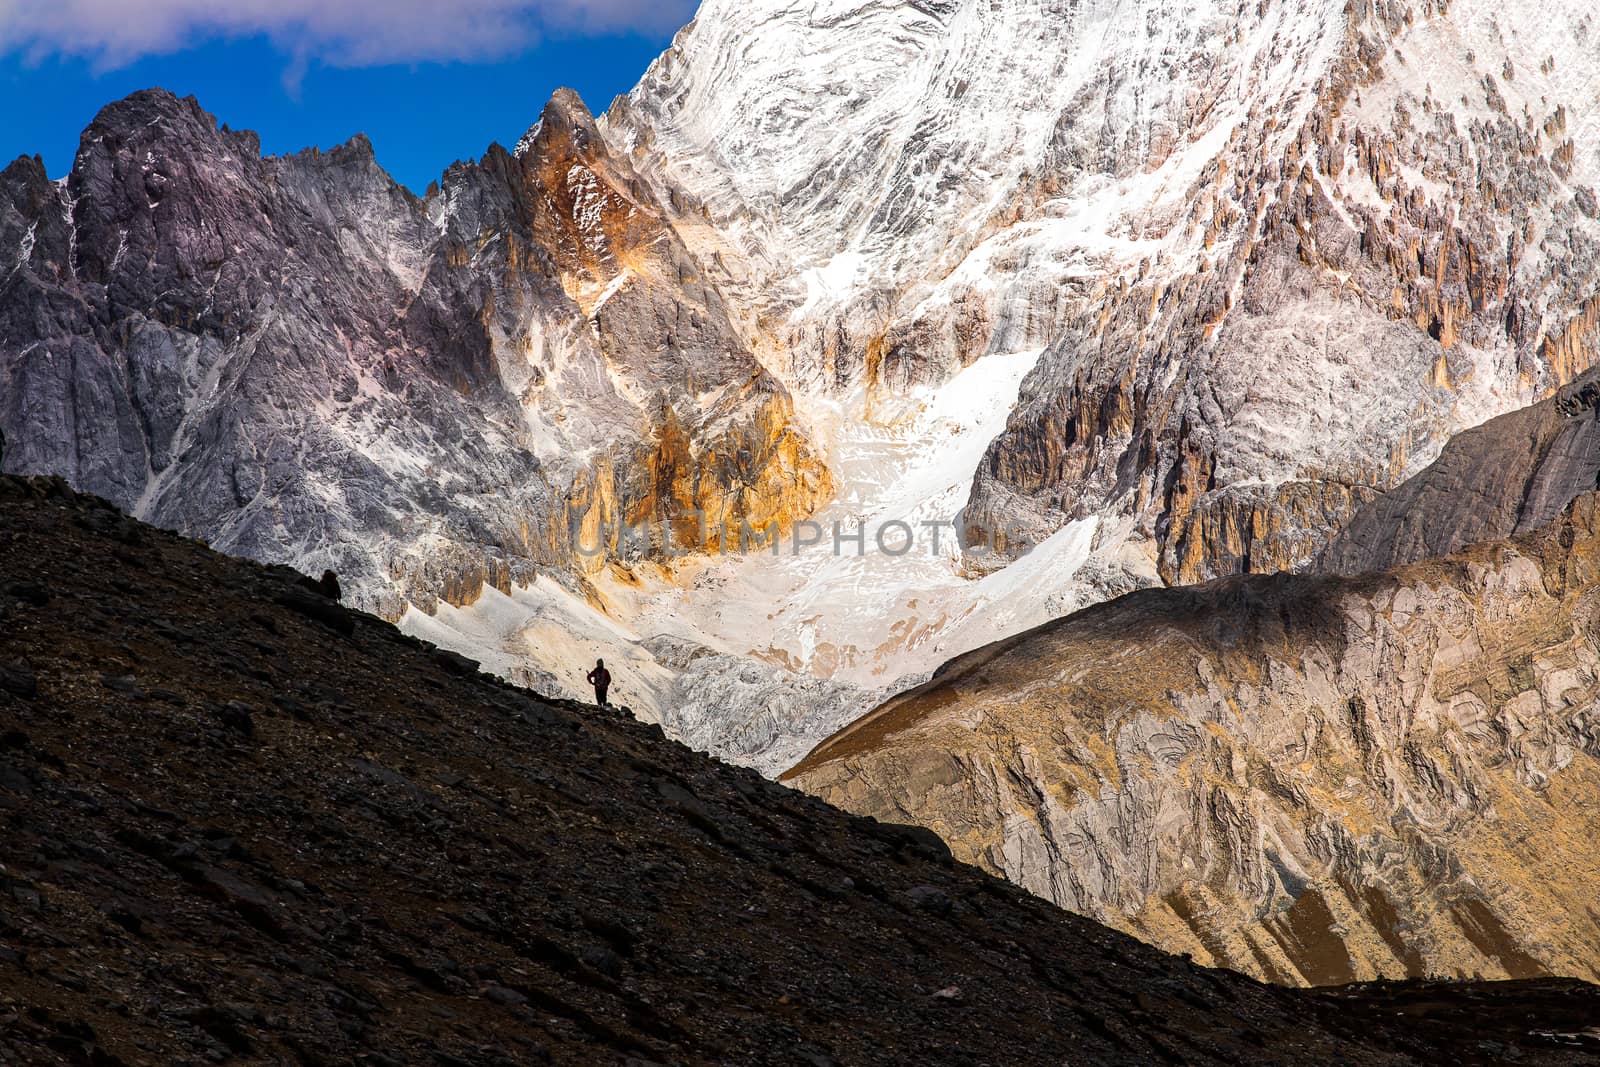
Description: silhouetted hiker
xmin=0 ymin=426 xmax=6 ymax=469
xmin=298 ymin=569 xmax=342 ymax=600
xmin=587 ymin=659 xmax=611 ymax=707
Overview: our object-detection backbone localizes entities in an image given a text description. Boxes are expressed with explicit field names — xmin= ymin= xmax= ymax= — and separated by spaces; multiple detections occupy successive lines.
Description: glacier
xmin=413 ymin=0 xmax=1600 ymax=772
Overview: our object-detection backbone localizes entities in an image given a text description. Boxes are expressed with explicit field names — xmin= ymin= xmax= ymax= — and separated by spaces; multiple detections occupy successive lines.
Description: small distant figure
xmin=586 ymin=659 xmax=611 ymax=707
xmin=318 ymin=569 xmax=342 ymax=601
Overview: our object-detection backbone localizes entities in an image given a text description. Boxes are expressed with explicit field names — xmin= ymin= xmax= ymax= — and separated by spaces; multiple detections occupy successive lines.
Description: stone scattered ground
xmin=2 ymin=474 xmax=1598 ymax=1065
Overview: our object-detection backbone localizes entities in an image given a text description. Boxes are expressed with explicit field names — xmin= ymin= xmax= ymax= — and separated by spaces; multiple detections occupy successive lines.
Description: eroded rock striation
xmin=789 ymin=490 xmax=1600 ymax=986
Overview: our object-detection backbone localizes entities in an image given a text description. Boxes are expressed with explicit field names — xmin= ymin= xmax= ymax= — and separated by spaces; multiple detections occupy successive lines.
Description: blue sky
xmin=0 ymin=1 xmax=696 ymax=193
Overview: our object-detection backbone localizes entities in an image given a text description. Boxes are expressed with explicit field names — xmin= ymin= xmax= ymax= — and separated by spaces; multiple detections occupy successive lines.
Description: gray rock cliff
xmin=0 ymin=89 xmax=827 ymax=618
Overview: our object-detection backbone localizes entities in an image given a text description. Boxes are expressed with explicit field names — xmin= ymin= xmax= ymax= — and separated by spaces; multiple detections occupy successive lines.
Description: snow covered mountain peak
xmin=5 ymin=1 xmax=1600 ymax=779
xmin=590 ymin=0 xmax=1600 ymax=763
xmin=606 ymin=0 xmax=1348 ymax=394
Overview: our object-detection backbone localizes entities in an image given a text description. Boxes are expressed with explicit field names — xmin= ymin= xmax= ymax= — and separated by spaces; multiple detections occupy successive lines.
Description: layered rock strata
xmin=790 ymin=491 xmax=1600 ymax=985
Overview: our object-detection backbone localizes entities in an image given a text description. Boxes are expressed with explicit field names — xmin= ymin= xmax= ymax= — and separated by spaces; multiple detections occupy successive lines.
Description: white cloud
xmin=0 ymin=0 xmax=698 ymax=68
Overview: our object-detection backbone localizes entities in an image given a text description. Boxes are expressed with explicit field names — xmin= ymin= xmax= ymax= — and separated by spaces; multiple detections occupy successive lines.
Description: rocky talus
xmin=10 ymin=475 xmax=1600 ymax=1063
xmin=789 ymin=490 xmax=1600 ymax=987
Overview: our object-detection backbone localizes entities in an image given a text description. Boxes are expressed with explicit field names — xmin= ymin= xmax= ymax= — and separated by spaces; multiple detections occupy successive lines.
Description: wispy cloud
xmin=0 ymin=0 xmax=698 ymax=69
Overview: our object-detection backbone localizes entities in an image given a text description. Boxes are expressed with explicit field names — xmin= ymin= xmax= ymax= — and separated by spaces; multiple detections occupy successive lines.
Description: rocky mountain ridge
xmin=4 ymin=0 xmax=1600 ymax=776
xmin=789 ymin=468 xmax=1600 ymax=986
xmin=612 ymin=0 xmax=1600 ymax=588
xmin=0 ymin=87 xmax=826 ymax=621
xmin=1320 ymin=365 xmax=1600 ymax=575
xmin=426 ymin=0 xmax=1600 ymax=748
xmin=11 ymin=473 xmax=1600 ymax=1063
xmin=964 ymin=0 xmax=1600 ymax=584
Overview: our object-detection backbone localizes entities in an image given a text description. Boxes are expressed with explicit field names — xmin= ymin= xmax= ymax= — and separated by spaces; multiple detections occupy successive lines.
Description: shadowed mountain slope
xmin=3 ymin=473 xmax=1600 ymax=1064
xmin=1320 ymin=367 xmax=1600 ymax=575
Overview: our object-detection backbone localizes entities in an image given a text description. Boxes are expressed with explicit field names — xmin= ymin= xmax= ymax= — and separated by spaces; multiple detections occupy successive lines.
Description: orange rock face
xmin=415 ymin=90 xmax=832 ymax=602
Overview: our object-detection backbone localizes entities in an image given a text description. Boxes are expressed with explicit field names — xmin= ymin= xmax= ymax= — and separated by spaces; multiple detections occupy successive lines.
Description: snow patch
xmin=400 ymin=579 xmax=676 ymax=718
